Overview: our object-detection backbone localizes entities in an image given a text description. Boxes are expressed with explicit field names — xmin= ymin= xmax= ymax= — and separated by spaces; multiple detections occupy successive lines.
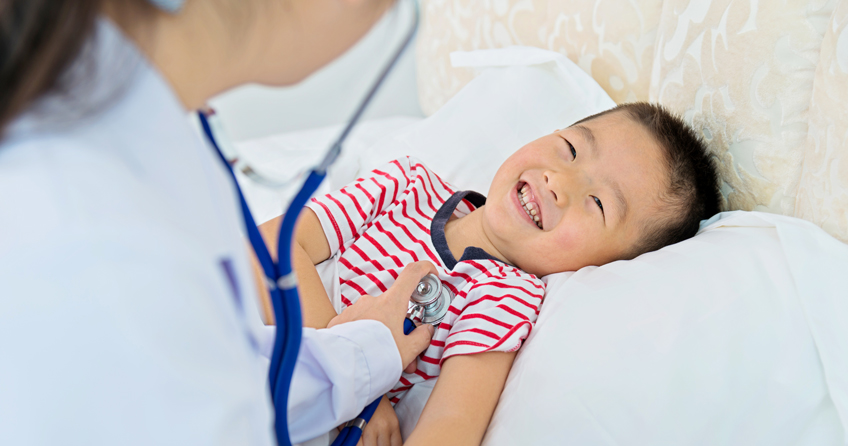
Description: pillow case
xmin=484 ymin=211 xmax=848 ymax=445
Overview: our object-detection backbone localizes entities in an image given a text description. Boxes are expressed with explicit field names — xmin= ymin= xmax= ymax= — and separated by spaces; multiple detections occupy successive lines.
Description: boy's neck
xmin=443 ymin=207 xmax=510 ymax=266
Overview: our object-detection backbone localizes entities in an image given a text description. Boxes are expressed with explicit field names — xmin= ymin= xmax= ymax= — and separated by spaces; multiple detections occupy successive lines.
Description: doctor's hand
xmin=328 ymin=261 xmax=437 ymax=374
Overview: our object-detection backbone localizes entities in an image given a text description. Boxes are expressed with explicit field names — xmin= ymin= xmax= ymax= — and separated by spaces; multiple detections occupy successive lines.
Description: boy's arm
xmin=405 ymin=351 xmax=517 ymax=446
xmin=253 ymin=209 xmax=338 ymax=328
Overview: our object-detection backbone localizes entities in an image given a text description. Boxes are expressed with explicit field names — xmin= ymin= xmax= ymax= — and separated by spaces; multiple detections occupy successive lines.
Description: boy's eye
xmin=568 ymin=141 xmax=577 ymax=159
xmin=593 ymin=196 xmax=604 ymax=214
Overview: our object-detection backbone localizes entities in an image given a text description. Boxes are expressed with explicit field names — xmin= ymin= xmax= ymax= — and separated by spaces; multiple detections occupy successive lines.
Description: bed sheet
xmin=233 ymin=116 xmax=422 ymax=225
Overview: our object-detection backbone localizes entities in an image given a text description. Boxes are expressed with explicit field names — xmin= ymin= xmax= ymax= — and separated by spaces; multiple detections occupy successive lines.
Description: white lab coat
xmin=0 ymin=20 xmax=400 ymax=445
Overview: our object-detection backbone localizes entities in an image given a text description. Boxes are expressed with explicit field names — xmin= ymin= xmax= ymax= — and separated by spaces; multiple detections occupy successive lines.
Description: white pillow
xmin=357 ymin=46 xmax=616 ymax=192
xmin=233 ymin=116 xmax=421 ymax=224
xmin=484 ymin=211 xmax=848 ymax=445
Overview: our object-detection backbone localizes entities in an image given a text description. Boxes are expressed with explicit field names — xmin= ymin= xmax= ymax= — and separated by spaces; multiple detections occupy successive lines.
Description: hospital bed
xmin=230 ymin=1 xmax=848 ymax=444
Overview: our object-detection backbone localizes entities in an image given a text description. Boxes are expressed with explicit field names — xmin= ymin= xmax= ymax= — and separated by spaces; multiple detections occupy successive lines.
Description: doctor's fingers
xmin=396 ymin=323 xmax=433 ymax=372
xmin=326 ymin=294 xmax=379 ymax=328
xmin=337 ymin=261 xmax=435 ymax=323
xmin=385 ymin=261 xmax=438 ymax=307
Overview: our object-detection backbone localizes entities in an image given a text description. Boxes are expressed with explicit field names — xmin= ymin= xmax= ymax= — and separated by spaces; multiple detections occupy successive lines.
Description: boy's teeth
xmin=517 ymin=185 xmax=542 ymax=229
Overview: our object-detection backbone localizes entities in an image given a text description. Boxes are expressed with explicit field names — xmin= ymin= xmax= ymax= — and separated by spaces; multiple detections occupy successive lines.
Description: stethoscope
xmin=195 ymin=1 xmax=453 ymax=445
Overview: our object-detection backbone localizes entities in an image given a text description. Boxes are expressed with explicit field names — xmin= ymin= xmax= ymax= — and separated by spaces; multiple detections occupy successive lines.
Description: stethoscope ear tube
xmin=201 ymin=109 xmax=298 ymax=442
xmin=202 ymin=111 xmax=327 ymax=444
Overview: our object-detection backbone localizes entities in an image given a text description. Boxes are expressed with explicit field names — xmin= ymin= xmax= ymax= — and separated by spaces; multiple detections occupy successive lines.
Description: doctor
xmin=0 ymin=0 xmax=434 ymax=444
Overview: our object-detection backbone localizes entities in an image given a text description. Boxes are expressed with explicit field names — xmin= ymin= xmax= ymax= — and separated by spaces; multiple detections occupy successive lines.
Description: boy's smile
xmin=452 ymin=111 xmax=670 ymax=277
xmin=515 ymin=181 xmax=543 ymax=229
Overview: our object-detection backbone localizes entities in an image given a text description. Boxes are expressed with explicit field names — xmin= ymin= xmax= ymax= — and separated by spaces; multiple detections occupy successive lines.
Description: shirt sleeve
xmin=281 ymin=321 xmax=402 ymax=443
xmin=306 ymin=157 xmax=415 ymax=256
xmin=442 ymin=273 xmax=545 ymax=361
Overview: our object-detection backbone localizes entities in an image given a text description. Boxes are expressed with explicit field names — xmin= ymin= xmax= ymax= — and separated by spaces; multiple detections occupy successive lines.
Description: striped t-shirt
xmin=306 ymin=157 xmax=545 ymax=404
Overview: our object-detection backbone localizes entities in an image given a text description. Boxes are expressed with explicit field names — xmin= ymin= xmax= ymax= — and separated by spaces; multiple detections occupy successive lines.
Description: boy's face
xmin=482 ymin=111 xmax=668 ymax=276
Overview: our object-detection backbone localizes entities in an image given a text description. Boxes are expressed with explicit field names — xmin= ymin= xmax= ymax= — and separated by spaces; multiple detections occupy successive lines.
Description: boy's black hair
xmin=573 ymin=102 xmax=722 ymax=258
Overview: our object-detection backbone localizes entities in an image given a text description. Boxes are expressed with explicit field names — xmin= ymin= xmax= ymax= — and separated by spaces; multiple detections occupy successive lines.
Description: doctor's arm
xmin=405 ymin=351 xmax=517 ymax=446
xmin=256 ymin=209 xmax=430 ymax=444
xmin=282 ymin=261 xmax=437 ymax=443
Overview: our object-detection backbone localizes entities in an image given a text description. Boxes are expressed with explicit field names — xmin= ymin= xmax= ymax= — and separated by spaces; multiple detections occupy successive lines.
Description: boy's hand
xmin=328 ymin=261 xmax=437 ymax=373
xmin=357 ymin=396 xmax=402 ymax=446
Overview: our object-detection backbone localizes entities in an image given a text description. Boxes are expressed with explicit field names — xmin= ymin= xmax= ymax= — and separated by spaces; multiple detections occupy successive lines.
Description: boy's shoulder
xmin=373 ymin=156 xmax=440 ymax=180
xmin=368 ymin=156 xmax=456 ymax=198
xmin=453 ymin=259 xmax=545 ymax=292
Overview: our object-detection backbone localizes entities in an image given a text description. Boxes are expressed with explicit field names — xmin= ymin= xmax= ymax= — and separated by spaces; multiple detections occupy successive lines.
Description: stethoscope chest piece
xmin=410 ymin=274 xmax=453 ymax=325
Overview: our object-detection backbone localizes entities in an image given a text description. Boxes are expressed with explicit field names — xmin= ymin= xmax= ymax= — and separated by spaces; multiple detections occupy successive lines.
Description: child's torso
xmin=326 ymin=159 xmax=545 ymax=404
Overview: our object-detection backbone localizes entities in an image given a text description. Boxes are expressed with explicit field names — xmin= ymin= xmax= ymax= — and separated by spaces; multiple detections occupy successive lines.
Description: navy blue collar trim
xmin=430 ymin=191 xmax=501 ymax=270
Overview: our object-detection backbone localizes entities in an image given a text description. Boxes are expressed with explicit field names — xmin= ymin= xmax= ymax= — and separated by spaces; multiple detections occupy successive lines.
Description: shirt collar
xmin=430 ymin=190 xmax=502 ymax=270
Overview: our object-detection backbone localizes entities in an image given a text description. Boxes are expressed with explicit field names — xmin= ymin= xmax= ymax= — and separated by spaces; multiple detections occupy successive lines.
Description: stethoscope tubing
xmin=200 ymin=1 xmax=419 ymax=444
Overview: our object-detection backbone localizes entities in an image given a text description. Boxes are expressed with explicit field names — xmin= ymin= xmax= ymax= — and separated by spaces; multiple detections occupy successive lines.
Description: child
xmin=259 ymin=102 xmax=721 ymax=445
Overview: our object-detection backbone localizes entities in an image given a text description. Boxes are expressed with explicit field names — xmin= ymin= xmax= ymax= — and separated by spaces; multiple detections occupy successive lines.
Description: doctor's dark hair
xmin=572 ymin=102 xmax=722 ymax=258
xmin=2 ymin=0 xmax=97 ymax=134
xmin=0 ymin=0 xmax=157 ymax=136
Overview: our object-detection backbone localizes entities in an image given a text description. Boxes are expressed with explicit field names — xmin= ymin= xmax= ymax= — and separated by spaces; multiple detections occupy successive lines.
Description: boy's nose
xmin=544 ymin=170 xmax=585 ymax=208
xmin=543 ymin=171 xmax=566 ymax=206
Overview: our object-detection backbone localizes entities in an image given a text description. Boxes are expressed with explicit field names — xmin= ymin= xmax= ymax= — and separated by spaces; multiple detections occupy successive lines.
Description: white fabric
xmin=232 ymin=116 xmax=422 ymax=225
xmin=0 ymin=19 xmax=401 ymax=445
xmin=484 ymin=211 xmax=848 ymax=445
xmin=357 ymin=46 xmax=616 ymax=192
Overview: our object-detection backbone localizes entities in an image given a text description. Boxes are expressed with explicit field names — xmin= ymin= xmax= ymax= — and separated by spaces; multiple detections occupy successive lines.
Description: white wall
xmin=209 ymin=2 xmax=422 ymax=142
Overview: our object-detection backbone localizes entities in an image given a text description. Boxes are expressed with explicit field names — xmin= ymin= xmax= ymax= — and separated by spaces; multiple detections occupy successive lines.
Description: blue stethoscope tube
xmin=199 ymin=2 xmax=419 ymax=445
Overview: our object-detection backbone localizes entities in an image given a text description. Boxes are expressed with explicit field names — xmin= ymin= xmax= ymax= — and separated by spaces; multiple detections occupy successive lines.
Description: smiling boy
xmin=258 ymin=102 xmax=721 ymax=445
xmin=460 ymin=105 xmax=674 ymax=276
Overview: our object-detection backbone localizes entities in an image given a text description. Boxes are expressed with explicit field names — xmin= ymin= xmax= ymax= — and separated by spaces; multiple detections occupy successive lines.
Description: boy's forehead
xmin=569 ymin=109 xmax=634 ymax=134
xmin=574 ymin=111 xmax=662 ymax=162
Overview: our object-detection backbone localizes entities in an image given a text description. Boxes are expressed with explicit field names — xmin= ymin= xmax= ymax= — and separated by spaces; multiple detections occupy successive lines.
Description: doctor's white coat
xmin=0 ymin=19 xmax=400 ymax=445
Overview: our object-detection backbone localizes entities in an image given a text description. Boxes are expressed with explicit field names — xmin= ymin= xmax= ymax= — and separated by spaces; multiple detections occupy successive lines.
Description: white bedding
xmin=485 ymin=211 xmax=848 ymax=445
xmin=233 ymin=116 xmax=422 ymax=225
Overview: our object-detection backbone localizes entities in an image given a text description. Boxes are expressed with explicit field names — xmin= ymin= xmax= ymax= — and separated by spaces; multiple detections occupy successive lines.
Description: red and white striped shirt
xmin=306 ymin=157 xmax=545 ymax=404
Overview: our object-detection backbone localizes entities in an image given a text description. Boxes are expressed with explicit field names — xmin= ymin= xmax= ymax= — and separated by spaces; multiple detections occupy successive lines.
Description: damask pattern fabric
xmin=416 ymin=0 xmax=664 ymax=114
xmin=795 ymin=1 xmax=848 ymax=242
xmin=649 ymin=0 xmax=837 ymax=216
